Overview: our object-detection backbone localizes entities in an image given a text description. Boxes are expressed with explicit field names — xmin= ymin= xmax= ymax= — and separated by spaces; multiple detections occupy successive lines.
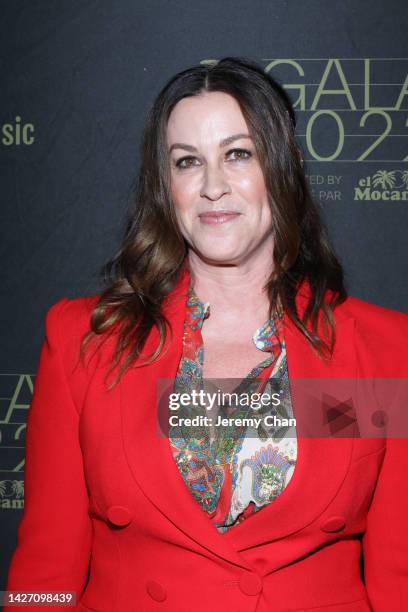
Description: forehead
xmin=166 ymin=91 xmax=249 ymax=143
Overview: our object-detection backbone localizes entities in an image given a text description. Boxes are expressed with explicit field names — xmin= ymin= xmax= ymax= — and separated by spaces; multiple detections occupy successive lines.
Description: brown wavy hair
xmin=79 ymin=56 xmax=347 ymax=390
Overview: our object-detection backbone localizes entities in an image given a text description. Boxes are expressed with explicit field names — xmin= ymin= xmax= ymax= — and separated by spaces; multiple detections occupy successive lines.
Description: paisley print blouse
xmin=169 ymin=283 xmax=297 ymax=533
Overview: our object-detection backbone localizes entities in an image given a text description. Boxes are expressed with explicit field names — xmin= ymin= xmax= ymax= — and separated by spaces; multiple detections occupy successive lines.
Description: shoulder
xmin=41 ymin=295 xmax=113 ymax=413
xmin=28 ymin=295 xmax=105 ymax=415
xmin=334 ymin=294 xmax=408 ymax=376
xmin=297 ymin=279 xmax=408 ymax=335
xmin=44 ymin=295 xmax=100 ymax=337
xmin=43 ymin=295 xmax=102 ymax=377
xmin=335 ymin=294 xmax=408 ymax=334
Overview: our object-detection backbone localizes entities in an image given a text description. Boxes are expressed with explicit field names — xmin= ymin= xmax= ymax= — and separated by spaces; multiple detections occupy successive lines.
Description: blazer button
xmin=320 ymin=516 xmax=346 ymax=533
xmin=146 ymin=580 xmax=167 ymax=602
xmin=106 ymin=505 xmax=133 ymax=527
xmin=239 ymin=573 xmax=263 ymax=596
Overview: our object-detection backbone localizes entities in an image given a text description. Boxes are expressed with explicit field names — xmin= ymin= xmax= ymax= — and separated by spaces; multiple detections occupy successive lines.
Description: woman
xmin=5 ymin=57 xmax=408 ymax=612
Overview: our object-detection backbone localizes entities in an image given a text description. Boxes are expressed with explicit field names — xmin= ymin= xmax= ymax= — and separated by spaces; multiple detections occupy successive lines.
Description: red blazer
xmin=5 ymin=268 xmax=408 ymax=612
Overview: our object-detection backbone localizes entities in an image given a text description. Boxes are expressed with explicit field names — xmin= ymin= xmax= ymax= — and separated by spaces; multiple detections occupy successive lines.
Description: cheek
xmin=170 ymin=182 xmax=197 ymax=236
xmin=238 ymin=171 xmax=269 ymax=208
xmin=170 ymin=176 xmax=195 ymax=213
xmin=240 ymin=173 xmax=272 ymax=229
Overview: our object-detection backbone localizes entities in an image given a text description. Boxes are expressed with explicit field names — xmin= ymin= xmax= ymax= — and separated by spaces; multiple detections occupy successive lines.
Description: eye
xmin=174 ymin=156 xmax=200 ymax=169
xmin=173 ymin=148 xmax=253 ymax=170
xmin=226 ymin=148 xmax=252 ymax=161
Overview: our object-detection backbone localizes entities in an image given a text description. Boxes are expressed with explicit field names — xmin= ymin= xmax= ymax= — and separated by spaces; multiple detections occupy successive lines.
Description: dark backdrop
xmin=1 ymin=0 xmax=407 ymax=589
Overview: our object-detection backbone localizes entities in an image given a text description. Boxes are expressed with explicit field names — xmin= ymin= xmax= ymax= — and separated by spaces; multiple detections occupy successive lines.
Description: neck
xmin=185 ymin=245 xmax=274 ymax=321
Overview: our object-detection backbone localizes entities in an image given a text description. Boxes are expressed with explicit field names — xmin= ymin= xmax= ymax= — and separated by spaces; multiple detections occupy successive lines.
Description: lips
xmin=198 ymin=211 xmax=241 ymax=225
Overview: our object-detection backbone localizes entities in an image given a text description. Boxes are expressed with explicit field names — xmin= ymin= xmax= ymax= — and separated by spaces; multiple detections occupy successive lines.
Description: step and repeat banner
xmin=1 ymin=0 xmax=407 ymax=591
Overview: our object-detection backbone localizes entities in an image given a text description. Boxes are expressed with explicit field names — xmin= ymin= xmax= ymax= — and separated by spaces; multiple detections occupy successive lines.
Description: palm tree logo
xmin=11 ymin=480 xmax=24 ymax=498
xmin=0 ymin=479 xmax=24 ymax=499
xmin=372 ymin=170 xmax=397 ymax=189
xmin=401 ymin=170 xmax=408 ymax=189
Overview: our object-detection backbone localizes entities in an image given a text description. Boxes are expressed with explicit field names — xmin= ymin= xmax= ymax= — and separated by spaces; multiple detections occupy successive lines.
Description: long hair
xmin=79 ymin=56 xmax=347 ymax=390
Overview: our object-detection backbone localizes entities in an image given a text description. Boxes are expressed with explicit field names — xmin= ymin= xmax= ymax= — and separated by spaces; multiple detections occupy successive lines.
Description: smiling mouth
xmin=198 ymin=211 xmax=241 ymax=225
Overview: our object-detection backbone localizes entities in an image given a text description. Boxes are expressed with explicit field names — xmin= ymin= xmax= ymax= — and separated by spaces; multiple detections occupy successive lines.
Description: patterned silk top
xmin=169 ymin=283 xmax=297 ymax=533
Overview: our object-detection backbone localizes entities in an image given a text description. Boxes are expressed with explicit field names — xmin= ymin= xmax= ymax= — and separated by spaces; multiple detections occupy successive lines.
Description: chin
xmin=196 ymin=247 xmax=243 ymax=265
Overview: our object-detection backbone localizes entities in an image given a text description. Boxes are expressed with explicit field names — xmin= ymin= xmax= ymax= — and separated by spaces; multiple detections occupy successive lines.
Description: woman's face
xmin=167 ymin=91 xmax=273 ymax=265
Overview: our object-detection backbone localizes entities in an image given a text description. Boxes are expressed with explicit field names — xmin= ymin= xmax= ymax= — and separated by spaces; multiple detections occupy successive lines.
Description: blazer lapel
xmin=223 ymin=290 xmax=358 ymax=553
xmin=120 ymin=267 xmax=254 ymax=570
xmin=120 ymin=269 xmax=357 ymax=563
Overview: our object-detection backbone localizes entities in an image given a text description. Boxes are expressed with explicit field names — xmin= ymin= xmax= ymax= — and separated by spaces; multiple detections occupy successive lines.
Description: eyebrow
xmin=168 ymin=133 xmax=252 ymax=154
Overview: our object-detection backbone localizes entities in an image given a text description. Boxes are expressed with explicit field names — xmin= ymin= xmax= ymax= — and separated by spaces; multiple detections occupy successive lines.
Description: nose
xmin=200 ymin=163 xmax=231 ymax=201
